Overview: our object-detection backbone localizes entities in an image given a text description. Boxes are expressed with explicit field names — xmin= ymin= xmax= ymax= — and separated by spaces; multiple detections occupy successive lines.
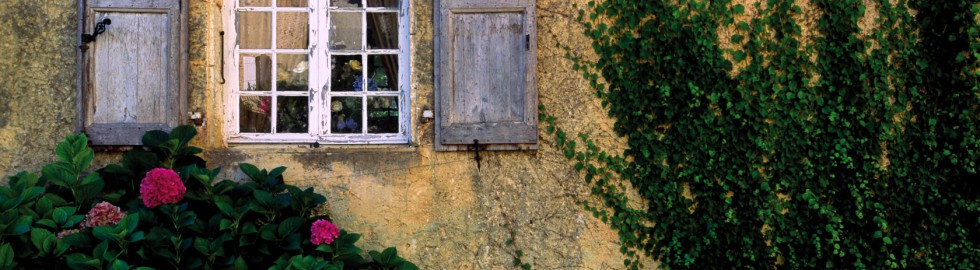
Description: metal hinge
xmin=526 ymin=34 xmax=530 ymax=51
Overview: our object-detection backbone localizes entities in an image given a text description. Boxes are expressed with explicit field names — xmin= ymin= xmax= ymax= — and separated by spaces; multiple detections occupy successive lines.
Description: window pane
xmin=368 ymin=96 xmax=398 ymax=133
xmin=277 ymin=54 xmax=308 ymax=91
xmin=241 ymin=0 xmax=270 ymax=7
xmin=277 ymin=0 xmax=307 ymax=7
xmin=329 ymin=12 xmax=363 ymax=50
xmin=240 ymin=96 xmax=272 ymax=132
xmin=277 ymin=96 xmax=309 ymax=133
xmin=331 ymin=0 xmax=362 ymax=8
xmin=277 ymin=12 xmax=308 ymax=49
xmin=367 ymin=12 xmax=397 ymax=49
xmin=331 ymin=55 xmax=363 ymax=92
xmin=238 ymin=12 xmax=271 ymax=49
xmin=331 ymin=97 xmax=363 ymax=133
xmin=366 ymin=0 xmax=398 ymax=8
xmin=368 ymin=54 xmax=396 ymax=91
xmin=240 ymin=54 xmax=272 ymax=91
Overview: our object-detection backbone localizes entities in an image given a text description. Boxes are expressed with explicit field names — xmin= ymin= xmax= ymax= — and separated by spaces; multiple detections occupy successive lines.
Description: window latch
xmin=80 ymin=18 xmax=112 ymax=48
xmin=526 ymin=34 xmax=530 ymax=51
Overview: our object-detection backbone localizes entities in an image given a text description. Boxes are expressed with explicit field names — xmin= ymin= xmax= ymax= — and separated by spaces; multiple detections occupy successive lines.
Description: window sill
xmin=225 ymin=141 xmax=418 ymax=153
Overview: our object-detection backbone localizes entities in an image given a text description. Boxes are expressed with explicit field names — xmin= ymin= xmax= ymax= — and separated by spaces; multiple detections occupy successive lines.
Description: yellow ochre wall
xmin=0 ymin=0 xmax=642 ymax=268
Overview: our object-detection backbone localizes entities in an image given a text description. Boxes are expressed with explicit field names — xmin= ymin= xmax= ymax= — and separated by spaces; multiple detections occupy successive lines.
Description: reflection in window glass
xmin=329 ymin=12 xmax=362 ymax=50
xmin=368 ymin=96 xmax=398 ymax=133
xmin=277 ymin=54 xmax=308 ymax=91
xmin=240 ymin=96 xmax=272 ymax=132
xmin=241 ymin=0 xmax=270 ymax=7
xmin=240 ymin=54 xmax=272 ymax=91
xmin=277 ymin=96 xmax=309 ymax=133
xmin=366 ymin=0 xmax=398 ymax=8
xmin=238 ymin=12 xmax=271 ymax=49
xmin=331 ymin=97 xmax=363 ymax=133
xmin=368 ymin=54 xmax=396 ymax=91
xmin=330 ymin=0 xmax=362 ymax=7
xmin=367 ymin=12 xmax=398 ymax=49
xmin=277 ymin=12 xmax=309 ymax=49
xmin=331 ymin=55 xmax=363 ymax=92
xmin=277 ymin=0 xmax=307 ymax=7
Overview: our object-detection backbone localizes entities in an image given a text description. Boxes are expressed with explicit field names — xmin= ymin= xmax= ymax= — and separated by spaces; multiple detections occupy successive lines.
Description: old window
xmin=224 ymin=0 xmax=409 ymax=144
xmin=434 ymin=0 xmax=538 ymax=151
xmin=78 ymin=0 xmax=189 ymax=145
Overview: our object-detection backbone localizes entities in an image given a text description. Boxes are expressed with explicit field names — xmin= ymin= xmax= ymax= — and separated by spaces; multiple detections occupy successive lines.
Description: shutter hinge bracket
xmin=469 ymin=139 xmax=486 ymax=170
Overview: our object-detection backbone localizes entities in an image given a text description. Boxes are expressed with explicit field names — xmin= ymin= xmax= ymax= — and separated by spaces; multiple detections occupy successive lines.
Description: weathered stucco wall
xmin=0 ymin=0 xmax=638 ymax=268
xmin=0 ymin=1 xmax=80 ymax=176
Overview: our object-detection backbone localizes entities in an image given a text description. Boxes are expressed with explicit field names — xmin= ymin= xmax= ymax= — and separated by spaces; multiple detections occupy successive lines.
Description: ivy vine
xmin=546 ymin=0 xmax=979 ymax=268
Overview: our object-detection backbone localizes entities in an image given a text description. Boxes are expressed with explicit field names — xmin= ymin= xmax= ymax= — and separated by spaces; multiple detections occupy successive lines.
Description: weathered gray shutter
xmin=435 ymin=0 xmax=537 ymax=151
xmin=78 ymin=0 xmax=187 ymax=145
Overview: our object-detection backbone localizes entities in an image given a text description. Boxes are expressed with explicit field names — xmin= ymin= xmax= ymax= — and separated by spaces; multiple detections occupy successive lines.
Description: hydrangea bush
xmin=0 ymin=126 xmax=417 ymax=269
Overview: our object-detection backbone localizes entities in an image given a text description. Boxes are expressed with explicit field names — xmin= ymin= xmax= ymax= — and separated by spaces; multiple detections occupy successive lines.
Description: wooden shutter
xmin=78 ymin=0 xmax=187 ymax=145
xmin=435 ymin=0 xmax=537 ymax=151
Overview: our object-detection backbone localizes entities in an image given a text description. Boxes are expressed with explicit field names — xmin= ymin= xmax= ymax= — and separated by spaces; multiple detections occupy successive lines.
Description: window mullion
xmin=269 ymin=4 xmax=279 ymax=134
xmin=309 ymin=1 xmax=319 ymax=137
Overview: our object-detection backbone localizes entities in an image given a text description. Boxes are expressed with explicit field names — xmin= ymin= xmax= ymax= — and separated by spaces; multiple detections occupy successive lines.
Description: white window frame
xmin=222 ymin=0 xmax=411 ymax=144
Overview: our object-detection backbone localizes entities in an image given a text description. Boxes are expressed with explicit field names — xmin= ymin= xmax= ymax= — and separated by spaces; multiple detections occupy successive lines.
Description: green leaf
xmin=141 ymin=130 xmax=170 ymax=148
xmin=277 ymin=216 xmax=303 ymax=237
xmin=733 ymin=4 xmax=745 ymax=15
xmin=66 ymin=253 xmax=99 ymax=270
xmin=109 ymin=259 xmax=131 ymax=270
xmin=118 ymin=213 xmax=140 ymax=234
xmin=9 ymin=216 xmax=32 ymax=235
xmin=31 ymin=228 xmax=56 ymax=256
xmin=170 ymin=125 xmax=198 ymax=149
xmin=0 ymin=244 xmax=12 ymax=269
xmin=239 ymin=163 xmax=261 ymax=181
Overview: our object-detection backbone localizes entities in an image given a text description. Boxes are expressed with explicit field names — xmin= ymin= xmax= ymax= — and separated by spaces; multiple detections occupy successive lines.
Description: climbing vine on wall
xmin=545 ymin=0 xmax=979 ymax=268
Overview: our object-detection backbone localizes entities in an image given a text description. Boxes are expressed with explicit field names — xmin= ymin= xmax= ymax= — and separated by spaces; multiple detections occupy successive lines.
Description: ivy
xmin=548 ymin=0 xmax=979 ymax=269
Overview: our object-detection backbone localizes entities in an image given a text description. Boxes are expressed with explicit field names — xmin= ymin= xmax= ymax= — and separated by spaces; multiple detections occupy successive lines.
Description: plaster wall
xmin=0 ymin=0 xmax=638 ymax=268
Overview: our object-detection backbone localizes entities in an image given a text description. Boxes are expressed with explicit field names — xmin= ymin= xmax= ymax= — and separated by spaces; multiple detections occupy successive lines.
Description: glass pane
xmin=277 ymin=54 xmax=308 ymax=91
xmin=331 ymin=97 xmax=363 ymax=133
xmin=368 ymin=54 xmax=396 ymax=91
xmin=238 ymin=12 xmax=271 ymax=49
xmin=277 ymin=96 xmax=309 ymax=133
xmin=240 ymin=96 xmax=272 ymax=133
xmin=240 ymin=54 xmax=272 ymax=91
xmin=367 ymin=96 xmax=398 ymax=133
xmin=367 ymin=12 xmax=397 ymax=49
xmin=277 ymin=0 xmax=307 ymax=7
xmin=366 ymin=0 xmax=398 ymax=8
xmin=277 ymin=12 xmax=309 ymax=49
xmin=329 ymin=12 xmax=363 ymax=50
xmin=331 ymin=0 xmax=362 ymax=8
xmin=241 ymin=0 xmax=270 ymax=7
xmin=331 ymin=55 xmax=363 ymax=92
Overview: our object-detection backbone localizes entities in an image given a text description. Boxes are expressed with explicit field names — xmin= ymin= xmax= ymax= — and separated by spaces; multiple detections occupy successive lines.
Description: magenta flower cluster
xmin=140 ymin=168 xmax=186 ymax=208
xmin=310 ymin=219 xmax=340 ymax=245
xmin=80 ymin=201 xmax=125 ymax=228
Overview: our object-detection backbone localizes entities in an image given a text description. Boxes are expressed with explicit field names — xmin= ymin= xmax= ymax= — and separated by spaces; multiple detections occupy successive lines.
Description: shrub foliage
xmin=0 ymin=126 xmax=417 ymax=270
xmin=546 ymin=0 xmax=979 ymax=268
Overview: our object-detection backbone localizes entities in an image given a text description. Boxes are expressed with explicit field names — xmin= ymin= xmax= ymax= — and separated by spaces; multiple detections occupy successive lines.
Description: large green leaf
xmin=277 ymin=216 xmax=303 ymax=238
xmin=31 ymin=228 xmax=56 ymax=256
xmin=8 ymin=215 xmax=32 ymax=235
xmin=65 ymin=253 xmax=99 ymax=270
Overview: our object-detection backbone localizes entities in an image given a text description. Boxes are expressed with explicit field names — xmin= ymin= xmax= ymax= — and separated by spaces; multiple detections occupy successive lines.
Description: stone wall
xmin=0 ymin=0 xmax=637 ymax=268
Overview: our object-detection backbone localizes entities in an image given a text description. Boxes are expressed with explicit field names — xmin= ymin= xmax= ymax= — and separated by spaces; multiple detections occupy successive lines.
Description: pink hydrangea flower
xmin=57 ymin=228 xmax=81 ymax=239
xmin=140 ymin=168 xmax=186 ymax=208
xmin=80 ymin=201 xmax=125 ymax=228
xmin=311 ymin=219 xmax=340 ymax=245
